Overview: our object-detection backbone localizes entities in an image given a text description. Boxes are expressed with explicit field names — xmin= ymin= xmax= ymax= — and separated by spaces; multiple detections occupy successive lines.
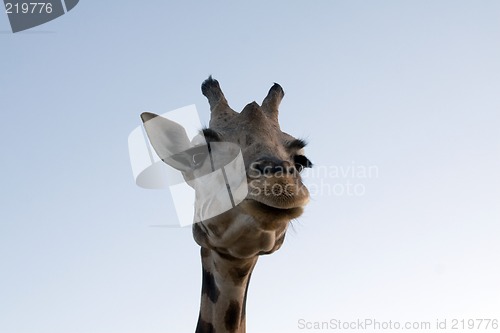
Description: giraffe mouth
xmin=247 ymin=198 xmax=305 ymax=211
xmin=246 ymin=176 xmax=309 ymax=208
xmin=243 ymin=198 xmax=305 ymax=218
xmin=249 ymin=196 xmax=308 ymax=211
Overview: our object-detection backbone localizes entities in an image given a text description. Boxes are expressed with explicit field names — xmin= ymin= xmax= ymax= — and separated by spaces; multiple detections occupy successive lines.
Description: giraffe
xmin=141 ymin=77 xmax=312 ymax=333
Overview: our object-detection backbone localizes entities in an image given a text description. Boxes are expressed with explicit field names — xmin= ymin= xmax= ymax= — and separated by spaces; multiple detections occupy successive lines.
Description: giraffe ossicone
xmin=141 ymin=77 xmax=312 ymax=333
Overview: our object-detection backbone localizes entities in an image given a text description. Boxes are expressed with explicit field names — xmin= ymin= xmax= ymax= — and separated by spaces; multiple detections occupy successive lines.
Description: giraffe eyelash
xmin=287 ymin=138 xmax=308 ymax=150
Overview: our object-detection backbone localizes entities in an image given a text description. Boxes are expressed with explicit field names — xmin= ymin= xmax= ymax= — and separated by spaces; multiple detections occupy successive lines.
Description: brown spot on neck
xmin=224 ymin=300 xmax=241 ymax=332
xmin=195 ymin=314 xmax=216 ymax=333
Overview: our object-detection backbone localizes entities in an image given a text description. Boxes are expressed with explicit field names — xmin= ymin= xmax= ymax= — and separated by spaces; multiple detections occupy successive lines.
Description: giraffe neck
xmin=195 ymin=247 xmax=258 ymax=333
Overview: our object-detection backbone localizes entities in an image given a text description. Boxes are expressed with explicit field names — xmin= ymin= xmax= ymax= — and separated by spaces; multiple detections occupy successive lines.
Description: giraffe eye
xmin=294 ymin=155 xmax=312 ymax=172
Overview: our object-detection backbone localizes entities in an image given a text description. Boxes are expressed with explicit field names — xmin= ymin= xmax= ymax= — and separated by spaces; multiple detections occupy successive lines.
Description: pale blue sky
xmin=1 ymin=1 xmax=499 ymax=333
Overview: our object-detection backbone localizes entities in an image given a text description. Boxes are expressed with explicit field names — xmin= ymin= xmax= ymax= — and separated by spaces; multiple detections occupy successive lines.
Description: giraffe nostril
xmin=251 ymin=160 xmax=272 ymax=176
xmin=251 ymin=158 xmax=296 ymax=176
xmin=287 ymin=165 xmax=297 ymax=174
xmin=249 ymin=161 xmax=263 ymax=175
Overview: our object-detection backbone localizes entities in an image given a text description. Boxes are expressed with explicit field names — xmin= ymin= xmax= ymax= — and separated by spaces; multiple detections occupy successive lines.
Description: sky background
xmin=1 ymin=1 xmax=499 ymax=332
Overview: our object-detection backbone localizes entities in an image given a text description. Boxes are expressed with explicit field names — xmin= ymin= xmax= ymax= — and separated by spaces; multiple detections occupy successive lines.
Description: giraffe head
xmin=141 ymin=77 xmax=312 ymax=259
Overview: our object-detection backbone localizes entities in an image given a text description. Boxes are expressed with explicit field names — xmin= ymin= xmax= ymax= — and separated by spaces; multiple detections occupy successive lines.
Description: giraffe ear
xmin=141 ymin=112 xmax=198 ymax=172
